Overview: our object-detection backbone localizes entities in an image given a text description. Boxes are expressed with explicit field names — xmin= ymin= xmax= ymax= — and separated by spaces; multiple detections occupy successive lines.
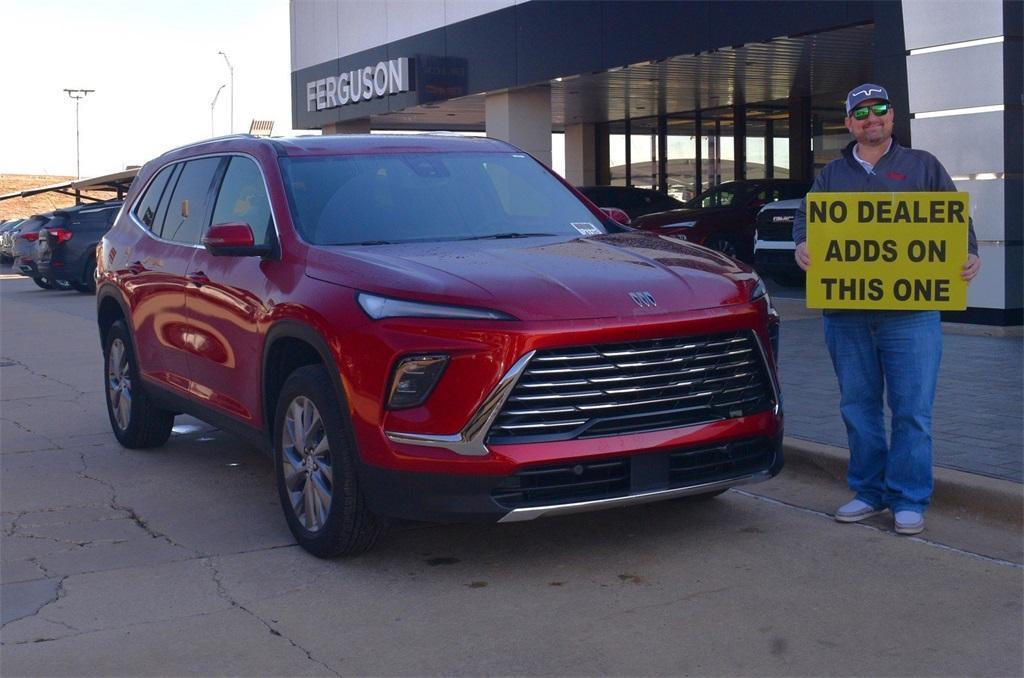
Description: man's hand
xmin=795 ymin=242 xmax=810 ymax=271
xmin=961 ymin=253 xmax=981 ymax=283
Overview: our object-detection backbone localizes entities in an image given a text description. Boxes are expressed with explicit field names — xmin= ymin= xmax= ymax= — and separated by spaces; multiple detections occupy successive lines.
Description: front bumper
xmin=358 ymin=433 xmax=783 ymax=523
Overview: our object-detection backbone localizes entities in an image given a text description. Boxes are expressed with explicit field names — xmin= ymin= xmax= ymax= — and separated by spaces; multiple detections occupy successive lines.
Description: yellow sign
xmin=805 ymin=192 xmax=969 ymax=310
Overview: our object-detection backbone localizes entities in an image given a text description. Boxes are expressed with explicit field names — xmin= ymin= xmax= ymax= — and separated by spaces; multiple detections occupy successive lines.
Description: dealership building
xmin=290 ymin=0 xmax=1022 ymax=325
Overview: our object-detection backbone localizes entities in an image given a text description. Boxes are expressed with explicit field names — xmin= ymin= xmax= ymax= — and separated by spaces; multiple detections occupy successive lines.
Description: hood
xmin=305 ymin=233 xmax=757 ymax=321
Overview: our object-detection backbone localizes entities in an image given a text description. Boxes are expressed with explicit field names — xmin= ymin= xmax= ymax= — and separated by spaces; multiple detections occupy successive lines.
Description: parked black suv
xmin=576 ymin=186 xmax=688 ymax=219
xmin=14 ymin=214 xmax=56 ymax=288
xmin=35 ymin=201 xmax=123 ymax=293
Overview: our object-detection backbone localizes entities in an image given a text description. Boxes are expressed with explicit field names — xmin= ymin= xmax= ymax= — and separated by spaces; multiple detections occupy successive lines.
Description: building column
xmin=485 ymin=86 xmax=552 ymax=167
xmin=564 ymin=123 xmax=597 ymax=186
xmin=902 ymin=0 xmax=1021 ymax=325
xmin=322 ymin=118 xmax=371 ymax=134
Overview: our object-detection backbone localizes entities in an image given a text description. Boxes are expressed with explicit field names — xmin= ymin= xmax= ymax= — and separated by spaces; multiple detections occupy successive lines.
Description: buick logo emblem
xmin=629 ymin=291 xmax=657 ymax=308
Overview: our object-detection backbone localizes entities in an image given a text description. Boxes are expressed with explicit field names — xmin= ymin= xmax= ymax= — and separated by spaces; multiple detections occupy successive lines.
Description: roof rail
xmin=159 ymin=134 xmax=260 ymax=157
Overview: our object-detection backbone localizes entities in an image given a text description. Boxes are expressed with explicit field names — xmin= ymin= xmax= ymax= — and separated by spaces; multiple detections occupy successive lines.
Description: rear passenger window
xmin=210 ymin=157 xmax=273 ymax=245
xmin=134 ymin=165 xmax=175 ymax=231
xmin=161 ymin=158 xmax=223 ymax=244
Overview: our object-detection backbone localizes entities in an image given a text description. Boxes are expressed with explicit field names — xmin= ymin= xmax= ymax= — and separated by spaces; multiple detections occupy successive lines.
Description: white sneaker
xmin=834 ymin=499 xmax=886 ymax=523
xmin=894 ymin=510 xmax=924 ymax=535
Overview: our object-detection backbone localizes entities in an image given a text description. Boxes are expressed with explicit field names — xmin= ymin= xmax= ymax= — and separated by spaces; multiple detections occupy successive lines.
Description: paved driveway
xmin=2 ymin=273 xmax=1021 ymax=676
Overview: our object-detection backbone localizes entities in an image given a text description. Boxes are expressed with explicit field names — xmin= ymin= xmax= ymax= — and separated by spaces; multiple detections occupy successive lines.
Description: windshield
xmin=279 ymin=152 xmax=607 ymax=245
xmin=684 ymin=184 xmax=745 ymax=209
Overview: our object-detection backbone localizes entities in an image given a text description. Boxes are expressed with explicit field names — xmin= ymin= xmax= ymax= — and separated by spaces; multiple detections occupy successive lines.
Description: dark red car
xmin=632 ymin=180 xmax=811 ymax=263
xmin=97 ymin=134 xmax=783 ymax=557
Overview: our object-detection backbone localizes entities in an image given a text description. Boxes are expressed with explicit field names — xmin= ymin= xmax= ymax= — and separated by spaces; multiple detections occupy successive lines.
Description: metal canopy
xmin=0 ymin=168 xmax=138 ymax=204
xmin=370 ymin=23 xmax=874 ymax=131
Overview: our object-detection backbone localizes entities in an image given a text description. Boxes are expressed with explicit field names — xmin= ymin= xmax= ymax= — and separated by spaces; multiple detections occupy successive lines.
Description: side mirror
xmin=600 ymin=207 xmax=632 ymax=226
xmin=202 ymin=223 xmax=272 ymax=257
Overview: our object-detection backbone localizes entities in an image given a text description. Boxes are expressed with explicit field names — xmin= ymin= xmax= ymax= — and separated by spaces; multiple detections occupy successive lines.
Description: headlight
xmin=663 ymin=220 xmax=698 ymax=229
xmin=357 ymin=292 xmax=516 ymax=320
xmin=751 ymin=277 xmax=767 ymax=301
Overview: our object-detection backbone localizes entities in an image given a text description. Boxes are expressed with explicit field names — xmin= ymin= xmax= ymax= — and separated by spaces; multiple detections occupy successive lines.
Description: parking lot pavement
xmin=768 ymin=290 xmax=1024 ymax=483
xmin=2 ymin=273 xmax=1022 ymax=676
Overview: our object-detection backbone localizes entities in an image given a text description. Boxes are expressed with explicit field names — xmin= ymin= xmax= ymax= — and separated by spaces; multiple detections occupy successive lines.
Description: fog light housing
xmin=387 ymin=355 xmax=449 ymax=409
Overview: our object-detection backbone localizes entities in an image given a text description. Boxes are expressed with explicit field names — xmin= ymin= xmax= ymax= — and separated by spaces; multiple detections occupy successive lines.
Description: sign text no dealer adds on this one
xmin=805 ymin=192 xmax=969 ymax=310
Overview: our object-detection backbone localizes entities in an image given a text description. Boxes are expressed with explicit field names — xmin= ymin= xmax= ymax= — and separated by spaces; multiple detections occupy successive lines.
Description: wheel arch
xmin=96 ymin=287 xmax=131 ymax=351
xmin=262 ymin=321 xmax=349 ymax=445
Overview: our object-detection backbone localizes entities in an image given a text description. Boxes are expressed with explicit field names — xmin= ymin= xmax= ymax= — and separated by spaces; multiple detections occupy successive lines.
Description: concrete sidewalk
xmin=773 ymin=296 xmax=1022 ymax=483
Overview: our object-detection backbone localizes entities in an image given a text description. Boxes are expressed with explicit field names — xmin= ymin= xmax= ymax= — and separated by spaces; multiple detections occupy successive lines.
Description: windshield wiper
xmin=459 ymin=232 xmax=558 ymax=241
xmin=343 ymin=240 xmax=396 ymax=246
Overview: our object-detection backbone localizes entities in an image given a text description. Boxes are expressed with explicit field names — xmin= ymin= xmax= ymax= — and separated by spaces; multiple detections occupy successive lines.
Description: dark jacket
xmin=793 ymin=139 xmax=978 ymax=255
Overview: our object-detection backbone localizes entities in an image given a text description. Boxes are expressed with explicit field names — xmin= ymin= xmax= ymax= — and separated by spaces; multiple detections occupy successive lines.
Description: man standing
xmin=792 ymin=83 xmax=980 ymax=535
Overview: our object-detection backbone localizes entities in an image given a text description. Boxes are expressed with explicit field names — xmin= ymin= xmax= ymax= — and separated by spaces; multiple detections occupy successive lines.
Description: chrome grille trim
xmin=489 ymin=331 xmax=776 ymax=443
xmin=385 ymin=351 xmax=536 ymax=456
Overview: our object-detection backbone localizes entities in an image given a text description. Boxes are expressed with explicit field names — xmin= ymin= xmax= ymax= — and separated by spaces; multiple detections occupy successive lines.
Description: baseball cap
xmin=846 ymin=84 xmax=890 ymax=114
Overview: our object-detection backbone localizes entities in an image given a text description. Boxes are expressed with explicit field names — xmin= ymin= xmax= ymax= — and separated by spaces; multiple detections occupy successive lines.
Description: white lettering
xmin=373 ymin=62 xmax=388 ymax=97
xmin=349 ymin=69 xmax=362 ymax=102
xmin=315 ymin=78 xmax=327 ymax=110
xmin=325 ymin=76 xmax=338 ymax=108
xmin=306 ymin=81 xmax=317 ymax=112
xmin=338 ymin=72 xmax=350 ymax=105
xmin=361 ymin=66 xmax=373 ymax=100
xmin=388 ymin=58 xmax=408 ymax=94
xmin=306 ymin=58 xmax=412 ymax=111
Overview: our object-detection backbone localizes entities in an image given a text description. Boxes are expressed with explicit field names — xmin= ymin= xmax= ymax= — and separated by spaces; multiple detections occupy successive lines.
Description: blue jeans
xmin=823 ymin=311 xmax=942 ymax=513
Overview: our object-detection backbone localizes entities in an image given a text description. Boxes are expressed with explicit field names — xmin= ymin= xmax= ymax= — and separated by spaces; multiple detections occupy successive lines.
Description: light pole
xmin=63 ymin=88 xmax=94 ymax=179
xmin=210 ymin=84 xmax=226 ymax=137
xmin=217 ymin=51 xmax=234 ymax=133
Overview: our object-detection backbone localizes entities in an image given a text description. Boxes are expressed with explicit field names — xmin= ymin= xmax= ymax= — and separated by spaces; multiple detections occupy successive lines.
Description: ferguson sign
xmin=306 ymin=58 xmax=411 ymax=112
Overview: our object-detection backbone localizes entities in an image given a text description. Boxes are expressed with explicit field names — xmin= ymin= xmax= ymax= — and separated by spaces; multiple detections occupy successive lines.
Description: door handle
xmin=187 ymin=271 xmax=211 ymax=287
xmin=127 ymin=261 xmax=146 ymax=274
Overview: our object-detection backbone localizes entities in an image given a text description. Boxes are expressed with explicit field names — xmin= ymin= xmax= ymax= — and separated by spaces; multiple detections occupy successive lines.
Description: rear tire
xmin=274 ymin=365 xmax=387 ymax=557
xmin=74 ymin=259 xmax=97 ymax=294
xmin=103 ymin=320 xmax=175 ymax=448
xmin=32 ymin=276 xmax=52 ymax=290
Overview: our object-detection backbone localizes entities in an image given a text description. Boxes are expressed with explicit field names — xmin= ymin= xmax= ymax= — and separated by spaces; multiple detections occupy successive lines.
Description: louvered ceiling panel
xmin=371 ymin=23 xmax=874 ymax=131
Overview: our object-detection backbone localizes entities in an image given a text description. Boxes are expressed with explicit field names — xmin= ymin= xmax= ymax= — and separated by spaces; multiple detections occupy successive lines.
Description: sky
xmin=2 ymin=0 xmax=304 ymax=178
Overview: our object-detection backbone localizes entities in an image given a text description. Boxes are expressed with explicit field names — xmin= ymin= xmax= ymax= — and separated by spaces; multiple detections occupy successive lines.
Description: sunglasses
xmin=850 ymin=102 xmax=891 ymax=120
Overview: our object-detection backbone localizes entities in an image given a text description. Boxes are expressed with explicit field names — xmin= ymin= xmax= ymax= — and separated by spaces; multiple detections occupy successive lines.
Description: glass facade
xmin=602 ymin=97 xmax=843 ymax=195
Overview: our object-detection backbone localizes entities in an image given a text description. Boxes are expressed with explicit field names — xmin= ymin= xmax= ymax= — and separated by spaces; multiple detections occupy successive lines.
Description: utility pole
xmin=217 ymin=51 xmax=234 ymax=133
xmin=63 ymin=88 xmax=95 ymax=179
xmin=210 ymin=84 xmax=226 ymax=137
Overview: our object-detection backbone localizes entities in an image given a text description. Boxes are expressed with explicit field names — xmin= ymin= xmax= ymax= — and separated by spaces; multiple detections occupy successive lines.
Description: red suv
xmin=97 ymin=135 xmax=783 ymax=557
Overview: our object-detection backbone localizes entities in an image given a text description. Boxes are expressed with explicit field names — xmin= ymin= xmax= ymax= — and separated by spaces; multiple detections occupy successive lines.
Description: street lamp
xmin=210 ymin=84 xmax=226 ymax=137
xmin=217 ymin=51 xmax=234 ymax=133
xmin=63 ymin=88 xmax=95 ymax=179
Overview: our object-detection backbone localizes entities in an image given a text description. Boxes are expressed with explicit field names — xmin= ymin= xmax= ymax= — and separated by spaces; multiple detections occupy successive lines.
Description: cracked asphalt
xmin=1 ymin=271 xmax=1022 ymax=676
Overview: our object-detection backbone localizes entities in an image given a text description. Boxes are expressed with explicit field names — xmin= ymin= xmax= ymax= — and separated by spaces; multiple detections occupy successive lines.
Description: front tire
xmin=274 ymin=365 xmax=386 ymax=557
xmin=104 ymin=320 xmax=175 ymax=448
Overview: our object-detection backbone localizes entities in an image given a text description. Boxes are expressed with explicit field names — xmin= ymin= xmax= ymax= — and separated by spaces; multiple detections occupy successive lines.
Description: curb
xmin=783 ymin=436 xmax=1024 ymax=527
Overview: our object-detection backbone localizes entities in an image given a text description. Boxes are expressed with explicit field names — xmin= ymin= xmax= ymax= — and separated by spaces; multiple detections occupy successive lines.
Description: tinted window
xmin=160 ymin=158 xmax=223 ymax=244
xmin=281 ymin=152 xmax=605 ymax=246
xmin=211 ymin=157 xmax=273 ymax=245
xmin=134 ymin=165 xmax=175 ymax=231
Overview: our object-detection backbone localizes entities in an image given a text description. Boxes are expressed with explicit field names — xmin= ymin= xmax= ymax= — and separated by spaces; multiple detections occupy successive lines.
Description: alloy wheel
xmin=281 ymin=396 xmax=333 ymax=532
xmin=106 ymin=338 xmax=132 ymax=431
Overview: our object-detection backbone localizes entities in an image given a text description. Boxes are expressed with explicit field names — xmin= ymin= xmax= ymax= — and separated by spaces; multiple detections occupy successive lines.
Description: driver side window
xmin=210 ymin=157 xmax=273 ymax=245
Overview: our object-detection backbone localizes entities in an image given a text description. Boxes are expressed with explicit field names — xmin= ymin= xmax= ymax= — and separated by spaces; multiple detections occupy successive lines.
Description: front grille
xmin=491 ymin=437 xmax=776 ymax=509
xmin=755 ymin=210 xmax=796 ymax=242
xmin=488 ymin=331 xmax=775 ymax=444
